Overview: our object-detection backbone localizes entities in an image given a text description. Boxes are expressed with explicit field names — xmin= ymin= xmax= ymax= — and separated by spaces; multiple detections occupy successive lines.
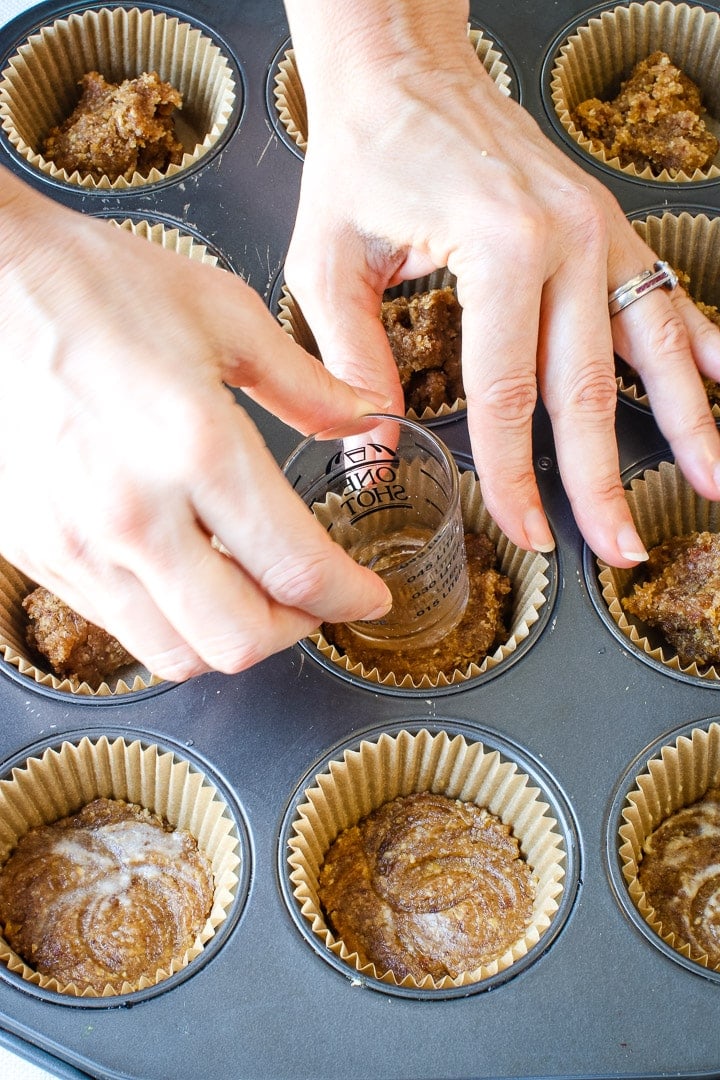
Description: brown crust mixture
xmin=0 ymin=798 xmax=213 ymax=994
xmin=622 ymin=531 xmax=720 ymax=666
xmin=23 ymin=586 xmax=135 ymax=686
xmin=381 ymin=287 xmax=464 ymax=413
xmin=638 ymin=788 xmax=720 ymax=966
xmin=318 ymin=791 xmax=535 ymax=981
xmin=322 ymin=532 xmax=511 ymax=680
xmin=572 ymin=51 xmax=719 ymax=176
xmin=42 ymin=71 xmax=183 ymax=182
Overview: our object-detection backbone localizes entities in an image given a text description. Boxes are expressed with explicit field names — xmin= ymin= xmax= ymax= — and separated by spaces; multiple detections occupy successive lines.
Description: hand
xmin=0 ymin=168 xmax=392 ymax=681
xmin=282 ymin=0 xmax=720 ymax=567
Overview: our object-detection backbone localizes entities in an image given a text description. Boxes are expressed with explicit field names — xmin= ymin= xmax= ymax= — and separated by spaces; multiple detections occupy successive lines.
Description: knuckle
xmin=481 ymin=373 xmax=538 ymax=427
xmin=562 ymin=361 xmax=618 ymax=417
xmin=260 ymin=551 xmax=329 ymax=611
xmin=95 ymin=485 xmax=154 ymax=547
xmin=496 ymin=206 xmax=548 ymax=262
xmin=645 ymin=309 xmax=691 ymax=362
xmin=572 ymin=470 xmax=625 ymax=516
xmin=208 ymin=636 xmax=267 ymax=675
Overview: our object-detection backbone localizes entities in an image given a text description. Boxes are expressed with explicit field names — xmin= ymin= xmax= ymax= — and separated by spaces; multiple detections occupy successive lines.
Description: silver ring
xmin=608 ymin=260 xmax=679 ymax=317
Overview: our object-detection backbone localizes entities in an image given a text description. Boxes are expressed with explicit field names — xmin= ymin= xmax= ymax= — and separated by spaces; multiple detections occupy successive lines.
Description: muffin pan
xmin=0 ymin=0 xmax=719 ymax=1076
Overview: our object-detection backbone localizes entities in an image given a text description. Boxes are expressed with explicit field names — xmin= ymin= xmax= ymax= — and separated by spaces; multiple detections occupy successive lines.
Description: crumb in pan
xmin=42 ymin=71 xmax=183 ymax=182
xmin=318 ymin=791 xmax=535 ymax=981
xmin=23 ymin=586 xmax=135 ymax=685
xmin=622 ymin=531 xmax=720 ymax=666
xmin=322 ymin=532 xmax=511 ymax=680
xmin=638 ymin=787 xmax=720 ymax=966
xmin=0 ymin=797 xmax=213 ymax=994
xmin=572 ymin=51 xmax=719 ymax=176
xmin=381 ymin=287 xmax=464 ymax=413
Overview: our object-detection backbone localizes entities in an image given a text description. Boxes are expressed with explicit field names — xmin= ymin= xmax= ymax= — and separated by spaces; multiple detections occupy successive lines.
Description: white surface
xmin=0 ymin=1046 xmax=62 ymax=1079
xmin=0 ymin=0 xmax=35 ymax=26
xmin=0 ymin=3 xmax=84 ymax=1074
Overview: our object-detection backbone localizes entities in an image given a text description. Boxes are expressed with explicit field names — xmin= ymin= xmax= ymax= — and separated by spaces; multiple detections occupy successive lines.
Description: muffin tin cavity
xmin=277 ymin=268 xmax=466 ymax=427
xmin=0 ymin=5 xmax=241 ymax=190
xmin=543 ymin=1 xmax=720 ymax=185
xmin=607 ymin=717 xmax=720 ymax=983
xmin=0 ymin=730 xmax=249 ymax=1005
xmin=299 ymin=463 xmax=557 ymax=695
xmin=279 ymin=720 xmax=579 ymax=999
xmin=584 ymin=454 xmax=720 ymax=686
xmin=267 ymin=25 xmax=519 ymax=159
xmin=0 ymin=554 xmax=167 ymax=701
xmin=104 ymin=210 xmax=238 ymax=273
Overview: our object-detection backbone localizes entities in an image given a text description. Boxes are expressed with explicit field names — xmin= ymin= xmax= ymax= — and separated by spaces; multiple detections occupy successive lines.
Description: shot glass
xmin=282 ymin=415 xmax=470 ymax=650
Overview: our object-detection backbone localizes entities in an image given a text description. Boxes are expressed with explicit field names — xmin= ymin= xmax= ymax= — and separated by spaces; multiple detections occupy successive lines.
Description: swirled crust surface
xmin=318 ymin=792 xmax=535 ymax=981
xmin=639 ymin=788 xmax=720 ymax=965
xmin=0 ymin=798 xmax=213 ymax=994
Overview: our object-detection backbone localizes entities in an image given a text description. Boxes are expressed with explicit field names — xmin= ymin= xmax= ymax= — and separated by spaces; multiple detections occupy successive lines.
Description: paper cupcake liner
xmin=272 ymin=27 xmax=512 ymax=156
xmin=618 ymin=721 xmax=720 ymax=968
xmin=0 ymin=735 xmax=241 ymax=997
xmin=0 ymin=7 xmax=236 ymax=190
xmin=0 ymin=555 xmax=160 ymax=697
xmin=278 ymin=269 xmax=465 ymax=423
xmin=287 ymin=727 xmax=566 ymax=990
xmin=307 ymin=469 xmax=551 ymax=690
xmin=597 ymin=459 xmax=720 ymax=681
xmin=550 ymin=1 xmax=720 ymax=183
xmin=617 ymin=211 xmax=720 ymax=414
xmin=109 ymin=217 xmax=220 ymax=266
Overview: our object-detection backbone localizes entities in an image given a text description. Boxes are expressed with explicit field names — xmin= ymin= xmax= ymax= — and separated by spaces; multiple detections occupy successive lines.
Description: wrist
xmin=284 ymin=0 xmax=472 ymax=111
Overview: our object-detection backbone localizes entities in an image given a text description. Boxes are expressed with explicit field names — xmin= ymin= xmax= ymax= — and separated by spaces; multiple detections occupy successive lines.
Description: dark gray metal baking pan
xmin=0 ymin=0 xmax=719 ymax=1077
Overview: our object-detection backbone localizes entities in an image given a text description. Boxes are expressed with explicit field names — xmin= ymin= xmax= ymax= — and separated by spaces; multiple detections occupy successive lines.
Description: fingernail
xmin=617 ymin=524 xmax=648 ymax=562
xmin=362 ymin=589 xmax=393 ymax=621
xmin=523 ymin=507 xmax=555 ymax=553
xmin=713 ymin=462 xmax=720 ymax=496
xmin=350 ymin=384 xmax=393 ymax=411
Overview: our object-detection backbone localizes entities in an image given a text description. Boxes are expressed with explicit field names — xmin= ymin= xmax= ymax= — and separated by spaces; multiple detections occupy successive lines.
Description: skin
xmin=3 ymin=0 xmax=720 ymax=682
xmin=283 ymin=0 xmax=720 ymax=567
xmin=0 ymin=169 xmax=392 ymax=682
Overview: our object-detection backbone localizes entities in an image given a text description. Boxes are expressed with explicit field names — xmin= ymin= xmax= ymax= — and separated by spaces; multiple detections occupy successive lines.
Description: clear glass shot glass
xmin=282 ymin=414 xmax=469 ymax=650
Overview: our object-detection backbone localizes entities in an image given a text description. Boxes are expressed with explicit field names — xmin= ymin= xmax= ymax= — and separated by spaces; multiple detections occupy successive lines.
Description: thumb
xmin=284 ymin=227 xmax=406 ymax=418
xmin=217 ymin=278 xmax=392 ymax=436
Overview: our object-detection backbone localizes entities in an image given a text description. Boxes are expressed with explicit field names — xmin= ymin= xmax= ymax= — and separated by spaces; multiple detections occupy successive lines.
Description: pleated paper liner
xmin=597 ymin=459 xmax=720 ymax=683
xmin=286 ymin=727 xmax=567 ymax=991
xmin=618 ymin=720 xmax=720 ymax=971
xmin=0 ymin=7 xmax=237 ymax=190
xmin=616 ymin=210 xmax=720 ymax=415
xmin=278 ymin=268 xmax=465 ymax=424
xmin=549 ymin=1 xmax=720 ymax=183
xmin=0 ymin=735 xmax=241 ymax=998
xmin=306 ymin=469 xmax=552 ymax=691
xmin=108 ymin=216 xmax=221 ymax=266
xmin=0 ymin=555 xmax=160 ymax=697
xmin=272 ymin=27 xmax=513 ymax=156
